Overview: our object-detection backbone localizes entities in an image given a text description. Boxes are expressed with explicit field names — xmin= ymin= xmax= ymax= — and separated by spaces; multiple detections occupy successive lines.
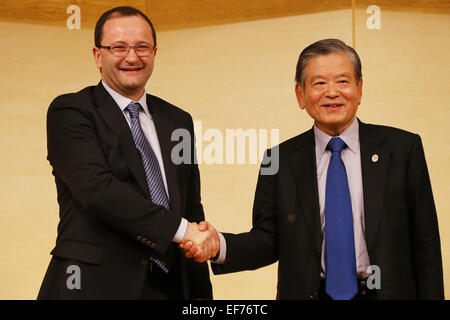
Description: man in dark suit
xmin=183 ymin=39 xmax=444 ymax=300
xmin=38 ymin=6 xmax=218 ymax=299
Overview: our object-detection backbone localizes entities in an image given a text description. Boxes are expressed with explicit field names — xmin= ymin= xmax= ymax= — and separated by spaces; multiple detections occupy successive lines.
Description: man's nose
xmin=124 ymin=47 xmax=140 ymax=62
xmin=325 ymin=82 xmax=339 ymax=98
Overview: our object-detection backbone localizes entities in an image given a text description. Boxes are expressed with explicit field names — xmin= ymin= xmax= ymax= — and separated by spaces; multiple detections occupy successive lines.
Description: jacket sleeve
xmin=46 ymin=95 xmax=181 ymax=254
xmin=408 ymin=134 xmax=444 ymax=299
xmin=183 ymin=113 xmax=213 ymax=299
xmin=212 ymin=150 xmax=279 ymax=275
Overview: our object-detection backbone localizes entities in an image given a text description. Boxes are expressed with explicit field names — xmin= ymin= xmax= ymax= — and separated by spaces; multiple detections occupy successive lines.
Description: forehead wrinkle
xmin=309 ymin=74 xmax=326 ymax=81
xmin=109 ymin=40 xmax=153 ymax=45
xmin=336 ymin=72 xmax=352 ymax=78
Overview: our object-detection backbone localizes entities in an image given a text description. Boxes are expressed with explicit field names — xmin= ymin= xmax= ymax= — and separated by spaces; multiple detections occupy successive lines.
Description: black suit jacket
xmin=213 ymin=120 xmax=444 ymax=300
xmin=38 ymin=82 xmax=212 ymax=299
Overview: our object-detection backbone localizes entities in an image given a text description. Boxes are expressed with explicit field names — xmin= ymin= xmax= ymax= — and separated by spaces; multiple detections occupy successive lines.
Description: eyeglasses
xmin=98 ymin=44 xmax=155 ymax=57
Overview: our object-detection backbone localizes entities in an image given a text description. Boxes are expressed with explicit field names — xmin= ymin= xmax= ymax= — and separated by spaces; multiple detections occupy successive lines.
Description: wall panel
xmin=0 ymin=0 xmax=448 ymax=299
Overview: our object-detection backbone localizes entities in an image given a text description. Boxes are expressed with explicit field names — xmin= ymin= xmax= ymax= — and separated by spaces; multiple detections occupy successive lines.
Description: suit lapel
xmin=289 ymin=129 xmax=322 ymax=254
xmin=359 ymin=120 xmax=390 ymax=252
xmin=287 ymin=121 xmax=389 ymax=256
xmin=147 ymin=95 xmax=181 ymax=215
xmin=92 ymin=83 xmax=150 ymax=197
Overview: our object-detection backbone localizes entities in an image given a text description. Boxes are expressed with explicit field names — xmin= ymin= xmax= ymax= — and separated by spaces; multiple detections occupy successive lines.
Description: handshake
xmin=179 ymin=221 xmax=220 ymax=263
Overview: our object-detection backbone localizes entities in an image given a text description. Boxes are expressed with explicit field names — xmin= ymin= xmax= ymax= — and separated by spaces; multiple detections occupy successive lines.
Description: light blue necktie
xmin=325 ymin=137 xmax=358 ymax=300
xmin=127 ymin=102 xmax=170 ymax=273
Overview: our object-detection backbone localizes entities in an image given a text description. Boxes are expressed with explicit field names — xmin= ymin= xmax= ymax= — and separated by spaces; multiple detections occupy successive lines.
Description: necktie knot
xmin=127 ymin=102 xmax=141 ymax=120
xmin=327 ymin=137 xmax=346 ymax=153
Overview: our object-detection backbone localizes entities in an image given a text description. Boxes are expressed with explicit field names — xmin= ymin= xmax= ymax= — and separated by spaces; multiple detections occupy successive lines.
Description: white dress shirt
xmin=101 ymin=81 xmax=187 ymax=243
xmin=214 ymin=118 xmax=371 ymax=278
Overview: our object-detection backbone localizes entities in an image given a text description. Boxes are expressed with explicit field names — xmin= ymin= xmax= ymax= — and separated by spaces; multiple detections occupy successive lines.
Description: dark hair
xmin=94 ymin=6 xmax=157 ymax=48
xmin=295 ymin=39 xmax=362 ymax=88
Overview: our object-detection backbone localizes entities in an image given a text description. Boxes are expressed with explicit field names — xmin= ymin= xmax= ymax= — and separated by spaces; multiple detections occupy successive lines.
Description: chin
xmin=122 ymin=81 xmax=143 ymax=90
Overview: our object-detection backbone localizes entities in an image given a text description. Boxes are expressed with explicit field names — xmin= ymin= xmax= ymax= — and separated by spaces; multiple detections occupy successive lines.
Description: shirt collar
xmin=101 ymin=80 xmax=151 ymax=119
xmin=314 ymin=117 xmax=360 ymax=161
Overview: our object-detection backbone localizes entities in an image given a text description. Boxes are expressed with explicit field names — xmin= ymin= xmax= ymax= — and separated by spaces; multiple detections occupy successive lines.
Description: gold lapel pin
xmin=371 ymin=154 xmax=379 ymax=163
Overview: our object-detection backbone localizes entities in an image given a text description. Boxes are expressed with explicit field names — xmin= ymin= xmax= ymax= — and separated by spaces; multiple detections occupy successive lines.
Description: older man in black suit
xmin=183 ymin=39 xmax=444 ymax=300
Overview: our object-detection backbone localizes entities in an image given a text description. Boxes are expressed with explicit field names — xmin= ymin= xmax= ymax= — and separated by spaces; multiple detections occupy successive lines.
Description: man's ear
xmin=357 ymin=77 xmax=363 ymax=105
xmin=93 ymin=47 xmax=102 ymax=71
xmin=295 ymin=83 xmax=305 ymax=110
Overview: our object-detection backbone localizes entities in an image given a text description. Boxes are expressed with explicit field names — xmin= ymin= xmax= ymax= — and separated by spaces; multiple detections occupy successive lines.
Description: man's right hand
xmin=180 ymin=221 xmax=219 ymax=263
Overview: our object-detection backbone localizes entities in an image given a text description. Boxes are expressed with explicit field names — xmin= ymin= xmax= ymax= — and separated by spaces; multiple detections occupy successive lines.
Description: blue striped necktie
xmin=126 ymin=102 xmax=170 ymax=273
xmin=325 ymin=137 xmax=358 ymax=300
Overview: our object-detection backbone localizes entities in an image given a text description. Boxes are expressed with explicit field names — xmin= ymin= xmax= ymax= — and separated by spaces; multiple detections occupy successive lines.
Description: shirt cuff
xmin=211 ymin=232 xmax=226 ymax=264
xmin=172 ymin=218 xmax=188 ymax=243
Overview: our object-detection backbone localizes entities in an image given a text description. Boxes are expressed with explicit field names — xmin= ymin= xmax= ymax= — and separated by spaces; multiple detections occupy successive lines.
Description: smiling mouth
xmin=322 ymin=104 xmax=344 ymax=108
xmin=120 ymin=67 xmax=144 ymax=72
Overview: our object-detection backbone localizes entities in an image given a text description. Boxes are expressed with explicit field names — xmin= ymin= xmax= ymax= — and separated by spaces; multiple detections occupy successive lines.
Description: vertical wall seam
xmin=352 ymin=0 xmax=356 ymax=48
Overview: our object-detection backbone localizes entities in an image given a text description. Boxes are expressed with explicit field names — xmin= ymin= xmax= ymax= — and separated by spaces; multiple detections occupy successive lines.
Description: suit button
xmin=142 ymin=238 xmax=147 ymax=243
xmin=150 ymin=243 xmax=157 ymax=248
xmin=140 ymin=258 xmax=148 ymax=265
xmin=309 ymin=292 xmax=318 ymax=300
xmin=137 ymin=236 xmax=143 ymax=241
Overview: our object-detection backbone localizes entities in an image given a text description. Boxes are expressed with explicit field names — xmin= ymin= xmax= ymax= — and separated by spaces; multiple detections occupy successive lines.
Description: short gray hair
xmin=295 ymin=39 xmax=362 ymax=88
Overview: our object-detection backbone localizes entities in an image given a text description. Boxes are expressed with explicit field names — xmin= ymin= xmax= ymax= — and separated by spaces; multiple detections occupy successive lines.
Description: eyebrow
xmin=110 ymin=40 xmax=153 ymax=45
xmin=310 ymin=73 xmax=352 ymax=82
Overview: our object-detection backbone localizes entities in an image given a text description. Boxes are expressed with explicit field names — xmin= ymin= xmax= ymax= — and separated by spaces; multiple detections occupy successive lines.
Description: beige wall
xmin=0 ymin=7 xmax=448 ymax=299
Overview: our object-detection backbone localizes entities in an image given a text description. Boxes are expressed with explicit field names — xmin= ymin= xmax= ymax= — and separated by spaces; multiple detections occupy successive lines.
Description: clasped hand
xmin=179 ymin=221 xmax=219 ymax=263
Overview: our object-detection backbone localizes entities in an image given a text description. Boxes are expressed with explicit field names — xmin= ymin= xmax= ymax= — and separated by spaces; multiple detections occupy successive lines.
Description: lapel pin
xmin=371 ymin=154 xmax=379 ymax=163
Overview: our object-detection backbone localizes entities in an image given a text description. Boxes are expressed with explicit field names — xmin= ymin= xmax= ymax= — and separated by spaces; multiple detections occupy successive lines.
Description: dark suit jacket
xmin=213 ymin=120 xmax=444 ymax=300
xmin=38 ymin=82 xmax=212 ymax=299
